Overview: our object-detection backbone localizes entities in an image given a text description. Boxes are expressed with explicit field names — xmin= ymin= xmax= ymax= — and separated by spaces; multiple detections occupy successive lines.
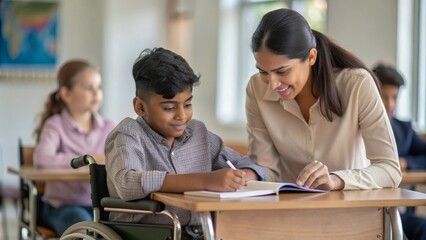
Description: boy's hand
xmin=203 ymin=169 xmax=246 ymax=192
xmin=241 ymin=169 xmax=259 ymax=182
xmin=92 ymin=154 xmax=105 ymax=164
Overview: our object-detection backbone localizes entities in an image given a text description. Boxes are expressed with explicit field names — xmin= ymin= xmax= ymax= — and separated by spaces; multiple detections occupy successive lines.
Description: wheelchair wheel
xmin=60 ymin=221 xmax=123 ymax=240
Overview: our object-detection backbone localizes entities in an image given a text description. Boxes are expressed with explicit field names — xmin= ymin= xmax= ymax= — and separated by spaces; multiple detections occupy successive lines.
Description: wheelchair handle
xmin=70 ymin=155 xmax=97 ymax=169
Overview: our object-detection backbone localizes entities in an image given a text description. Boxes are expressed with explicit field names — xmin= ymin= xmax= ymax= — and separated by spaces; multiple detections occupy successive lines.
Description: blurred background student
xmin=373 ymin=63 xmax=426 ymax=240
xmin=33 ymin=59 xmax=116 ymax=235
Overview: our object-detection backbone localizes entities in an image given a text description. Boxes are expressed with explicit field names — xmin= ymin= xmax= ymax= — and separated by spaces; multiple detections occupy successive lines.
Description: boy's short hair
xmin=372 ymin=63 xmax=405 ymax=88
xmin=132 ymin=48 xmax=200 ymax=101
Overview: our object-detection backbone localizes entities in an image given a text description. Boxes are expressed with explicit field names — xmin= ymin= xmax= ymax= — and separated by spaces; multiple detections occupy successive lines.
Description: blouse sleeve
xmin=332 ymin=70 xmax=402 ymax=189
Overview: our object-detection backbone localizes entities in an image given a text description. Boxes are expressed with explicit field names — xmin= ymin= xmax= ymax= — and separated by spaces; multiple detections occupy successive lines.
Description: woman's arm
xmin=245 ymin=75 xmax=282 ymax=181
xmin=334 ymin=70 xmax=402 ymax=189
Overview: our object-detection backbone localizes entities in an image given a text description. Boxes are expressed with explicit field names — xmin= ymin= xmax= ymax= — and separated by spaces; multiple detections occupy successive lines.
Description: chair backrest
xmin=19 ymin=144 xmax=34 ymax=166
xmin=18 ymin=139 xmax=45 ymax=192
xmin=89 ymin=164 xmax=110 ymax=221
xmin=18 ymin=139 xmax=57 ymax=238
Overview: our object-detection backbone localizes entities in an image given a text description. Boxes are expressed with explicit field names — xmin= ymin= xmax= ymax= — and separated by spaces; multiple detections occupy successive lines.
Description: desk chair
xmin=60 ymin=155 xmax=181 ymax=240
xmin=18 ymin=139 xmax=57 ymax=239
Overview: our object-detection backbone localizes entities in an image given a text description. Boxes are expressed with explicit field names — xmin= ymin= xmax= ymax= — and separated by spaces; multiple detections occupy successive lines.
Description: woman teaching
xmin=246 ymin=8 xmax=401 ymax=190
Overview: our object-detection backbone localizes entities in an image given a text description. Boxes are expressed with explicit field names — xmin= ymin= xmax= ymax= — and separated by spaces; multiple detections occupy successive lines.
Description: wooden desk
xmin=8 ymin=166 xmax=90 ymax=181
xmin=7 ymin=166 xmax=89 ymax=240
xmin=152 ymin=189 xmax=426 ymax=240
xmin=402 ymin=170 xmax=426 ymax=184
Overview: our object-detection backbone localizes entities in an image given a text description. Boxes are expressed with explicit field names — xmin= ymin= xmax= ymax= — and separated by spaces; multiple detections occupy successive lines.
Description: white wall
xmin=327 ymin=0 xmax=415 ymax=121
xmin=0 ymin=0 xmax=400 ymax=195
xmin=327 ymin=0 xmax=398 ymax=67
xmin=102 ymin=0 xmax=167 ymax=123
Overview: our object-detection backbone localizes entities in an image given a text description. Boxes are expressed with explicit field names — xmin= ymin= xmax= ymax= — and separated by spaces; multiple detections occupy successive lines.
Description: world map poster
xmin=0 ymin=1 xmax=59 ymax=69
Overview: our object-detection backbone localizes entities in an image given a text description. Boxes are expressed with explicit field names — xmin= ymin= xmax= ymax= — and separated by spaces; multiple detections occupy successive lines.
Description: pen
xmin=226 ymin=160 xmax=237 ymax=170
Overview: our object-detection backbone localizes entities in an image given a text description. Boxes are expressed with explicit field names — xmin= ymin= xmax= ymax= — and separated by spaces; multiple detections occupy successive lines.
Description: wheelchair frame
xmin=59 ymin=155 xmax=182 ymax=240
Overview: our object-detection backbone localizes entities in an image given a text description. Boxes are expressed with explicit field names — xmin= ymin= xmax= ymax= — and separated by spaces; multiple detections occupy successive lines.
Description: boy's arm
xmin=206 ymin=131 xmax=267 ymax=181
xmin=160 ymin=168 xmax=247 ymax=192
xmin=242 ymin=169 xmax=260 ymax=181
xmin=220 ymin=149 xmax=267 ymax=181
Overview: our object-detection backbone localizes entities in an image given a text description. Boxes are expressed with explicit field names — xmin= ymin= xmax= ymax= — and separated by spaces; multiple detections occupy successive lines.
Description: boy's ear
xmin=133 ymin=96 xmax=146 ymax=116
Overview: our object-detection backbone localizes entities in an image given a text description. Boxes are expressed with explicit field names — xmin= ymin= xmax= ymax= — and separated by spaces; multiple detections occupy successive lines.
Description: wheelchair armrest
xmin=100 ymin=197 xmax=182 ymax=239
xmin=101 ymin=197 xmax=165 ymax=212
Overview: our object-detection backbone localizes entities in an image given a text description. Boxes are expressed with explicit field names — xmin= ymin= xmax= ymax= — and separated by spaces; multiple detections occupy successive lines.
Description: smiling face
xmin=254 ymin=47 xmax=317 ymax=101
xmin=133 ymin=88 xmax=193 ymax=146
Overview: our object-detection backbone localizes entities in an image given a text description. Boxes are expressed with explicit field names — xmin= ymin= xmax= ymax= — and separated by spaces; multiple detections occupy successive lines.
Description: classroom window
xmin=416 ymin=0 xmax=426 ymax=130
xmin=397 ymin=0 xmax=426 ymax=131
xmin=216 ymin=0 xmax=327 ymax=125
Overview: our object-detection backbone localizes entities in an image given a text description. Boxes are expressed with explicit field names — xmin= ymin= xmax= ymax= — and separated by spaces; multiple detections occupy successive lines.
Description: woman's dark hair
xmin=34 ymin=60 xmax=94 ymax=142
xmin=372 ymin=63 xmax=405 ymax=88
xmin=132 ymin=47 xmax=200 ymax=101
xmin=251 ymin=8 xmax=380 ymax=121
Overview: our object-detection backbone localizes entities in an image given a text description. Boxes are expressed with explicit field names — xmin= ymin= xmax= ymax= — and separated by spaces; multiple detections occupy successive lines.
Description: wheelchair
xmin=59 ymin=155 xmax=182 ymax=240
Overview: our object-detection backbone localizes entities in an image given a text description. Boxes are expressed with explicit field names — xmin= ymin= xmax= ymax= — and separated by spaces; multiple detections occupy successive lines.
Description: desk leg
xmin=199 ymin=212 xmax=215 ymax=240
xmin=27 ymin=180 xmax=37 ymax=240
xmin=387 ymin=207 xmax=403 ymax=240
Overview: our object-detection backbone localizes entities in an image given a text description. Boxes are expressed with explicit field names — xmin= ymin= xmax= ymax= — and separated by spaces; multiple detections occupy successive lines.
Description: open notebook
xmin=184 ymin=180 xmax=328 ymax=199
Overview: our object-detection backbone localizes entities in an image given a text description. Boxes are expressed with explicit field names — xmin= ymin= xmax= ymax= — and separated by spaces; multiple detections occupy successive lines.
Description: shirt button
xmin=171 ymin=152 xmax=175 ymax=156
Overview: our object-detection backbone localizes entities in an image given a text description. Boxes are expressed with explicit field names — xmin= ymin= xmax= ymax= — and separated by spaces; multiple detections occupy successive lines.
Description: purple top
xmin=34 ymin=110 xmax=115 ymax=207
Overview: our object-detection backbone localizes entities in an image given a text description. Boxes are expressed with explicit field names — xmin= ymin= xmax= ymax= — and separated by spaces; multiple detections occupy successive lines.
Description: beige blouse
xmin=245 ymin=68 xmax=402 ymax=190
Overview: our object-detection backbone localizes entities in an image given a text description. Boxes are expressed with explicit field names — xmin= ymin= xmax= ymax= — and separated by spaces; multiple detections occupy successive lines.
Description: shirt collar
xmin=61 ymin=109 xmax=104 ymax=132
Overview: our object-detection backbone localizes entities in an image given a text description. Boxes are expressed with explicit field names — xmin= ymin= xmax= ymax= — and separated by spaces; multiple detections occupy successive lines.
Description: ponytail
xmin=33 ymin=89 xmax=65 ymax=142
xmin=311 ymin=30 xmax=380 ymax=121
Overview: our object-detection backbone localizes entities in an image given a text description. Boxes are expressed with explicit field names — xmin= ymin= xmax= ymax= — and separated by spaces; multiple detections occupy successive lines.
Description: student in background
xmin=246 ymin=8 xmax=401 ymax=191
xmin=33 ymin=59 xmax=116 ymax=235
xmin=373 ymin=63 xmax=426 ymax=171
xmin=373 ymin=63 xmax=426 ymax=240
xmin=105 ymin=47 xmax=266 ymax=240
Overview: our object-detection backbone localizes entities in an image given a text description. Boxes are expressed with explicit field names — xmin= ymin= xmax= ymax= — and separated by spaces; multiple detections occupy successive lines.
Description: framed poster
xmin=0 ymin=0 xmax=59 ymax=80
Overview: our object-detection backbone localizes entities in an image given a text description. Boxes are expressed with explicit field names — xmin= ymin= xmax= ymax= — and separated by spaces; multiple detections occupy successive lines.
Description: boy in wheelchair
xmin=104 ymin=47 xmax=266 ymax=239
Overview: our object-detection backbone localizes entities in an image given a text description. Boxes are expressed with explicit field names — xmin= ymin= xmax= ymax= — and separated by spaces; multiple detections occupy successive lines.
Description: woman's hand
xmin=296 ymin=161 xmax=344 ymax=191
